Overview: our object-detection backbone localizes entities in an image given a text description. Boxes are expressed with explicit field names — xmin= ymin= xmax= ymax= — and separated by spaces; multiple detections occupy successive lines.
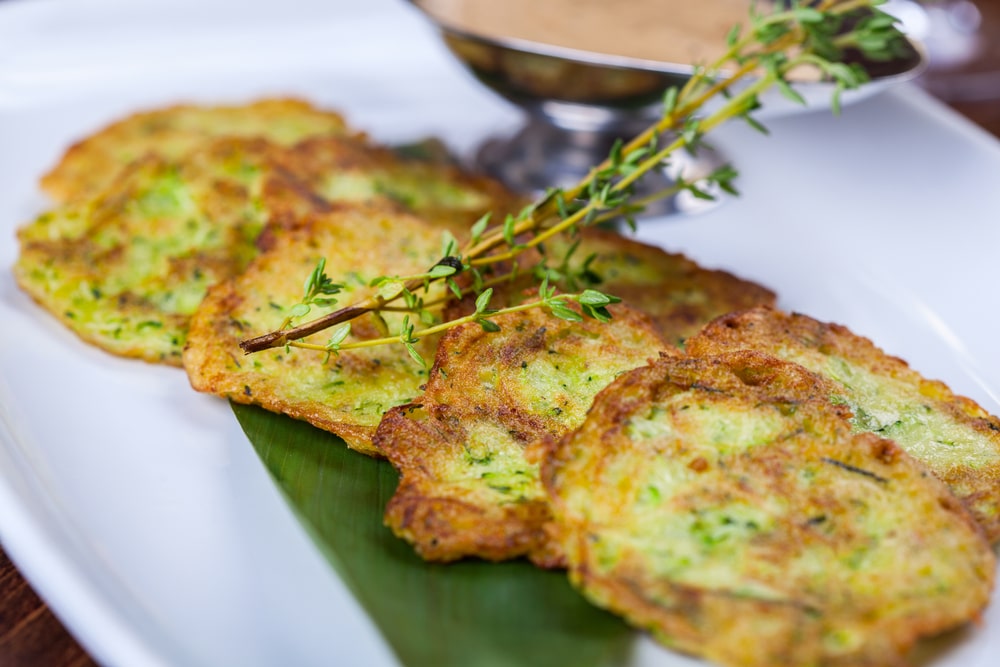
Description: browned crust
xmin=560 ymin=228 xmax=776 ymax=346
xmin=280 ymin=135 xmax=523 ymax=234
xmin=379 ymin=402 xmax=562 ymax=565
xmin=446 ymin=228 xmax=776 ymax=348
xmin=182 ymin=203 xmax=449 ymax=456
xmin=15 ymin=140 xmax=311 ymax=366
xmin=23 ymin=99 xmax=521 ymax=368
xmin=41 ymin=98 xmax=350 ymax=203
xmin=687 ymin=306 xmax=1000 ymax=542
xmin=374 ymin=300 xmax=672 ymax=565
xmin=183 ymin=282 xmax=380 ymax=455
xmin=541 ymin=351 xmax=996 ymax=667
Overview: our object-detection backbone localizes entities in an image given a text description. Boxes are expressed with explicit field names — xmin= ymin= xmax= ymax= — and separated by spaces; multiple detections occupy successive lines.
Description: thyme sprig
xmin=240 ymin=0 xmax=908 ymax=357
xmin=277 ymin=258 xmax=343 ymax=330
xmin=281 ymin=285 xmax=621 ymax=368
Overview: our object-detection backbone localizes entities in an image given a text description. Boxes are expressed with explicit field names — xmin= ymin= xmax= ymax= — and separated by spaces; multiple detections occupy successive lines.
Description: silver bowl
xmin=410 ymin=1 xmax=925 ymax=213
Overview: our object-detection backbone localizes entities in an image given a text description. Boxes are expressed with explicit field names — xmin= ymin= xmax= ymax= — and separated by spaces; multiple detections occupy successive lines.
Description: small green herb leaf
xmin=404 ymin=341 xmax=426 ymax=367
xmin=547 ymin=299 xmax=583 ymax=323
xmin=428 ymin=264 xmax=457 ymax=279
xmin=376 ymin=280 xmax=406 ymax=302
xmin=577 ymin=290 xmax=620 ymax=307
xmin=475 ymin=288 xmax=494 ymax=314
xmin=326 ymin=323 xmax=351 ymax=349
xmin=478 ymin=318 xmax=502 ymax=333
xmin=470 ymin=213 xmax=490 ymax=244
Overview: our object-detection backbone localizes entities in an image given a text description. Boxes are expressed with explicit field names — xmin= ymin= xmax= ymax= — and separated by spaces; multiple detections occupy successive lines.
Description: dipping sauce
xmin=415 ymin=0 xmax=767 ymax=66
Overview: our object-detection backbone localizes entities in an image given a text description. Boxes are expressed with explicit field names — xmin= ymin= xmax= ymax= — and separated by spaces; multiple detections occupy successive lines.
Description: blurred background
xmin=0 ymin=0 xmax=998 ymax=665
xmin=913 ymin=0 xmax=1000 ymax=131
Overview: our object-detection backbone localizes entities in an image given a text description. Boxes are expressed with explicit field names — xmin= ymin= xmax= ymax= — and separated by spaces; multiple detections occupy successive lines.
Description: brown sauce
xmin=416 ymin=0 xmax=767 ymax=66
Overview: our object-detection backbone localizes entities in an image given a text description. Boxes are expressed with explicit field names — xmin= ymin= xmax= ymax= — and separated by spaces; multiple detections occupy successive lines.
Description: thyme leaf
xmin=239 ymin=0 xmax=908 ymax=359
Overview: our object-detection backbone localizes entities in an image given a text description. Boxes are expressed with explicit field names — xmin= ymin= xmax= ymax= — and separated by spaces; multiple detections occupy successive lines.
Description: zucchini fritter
xmin=19 ymin=119 xmax=518 ymax=366
xmin=183 ymin=204 xmax=449 ymax=456
xmin=545 ymin=229 xmax=776 ymax=347
xmin=281 ymin=136 xmax=522 ymax=234
xmin=374 ymin=300 xmax=672 ymax=565
xmin=541 ymin=351 xmax=996 ymax=667
xmin=41 ymin=98 xmax=350 ymax=203
xmin=687 ymin=306 xmax=1000 ymax=542
xmin=15 ymin=138 xmax=305 ymax=365
xmin=446 ymin=228 xmax=776 ymax=348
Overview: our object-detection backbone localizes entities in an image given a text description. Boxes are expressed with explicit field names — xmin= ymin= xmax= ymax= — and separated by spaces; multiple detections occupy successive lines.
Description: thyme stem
xmin=239 ymin=0 xmax=906 ymax=356
xmin=285 ymin=300 xmax=545 ymax=353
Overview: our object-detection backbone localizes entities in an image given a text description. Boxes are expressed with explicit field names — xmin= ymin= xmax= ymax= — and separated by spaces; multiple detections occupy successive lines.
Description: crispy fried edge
xmin=554 ymin=227 xmax=776 ymax=345
xmin=40 ymin=98 xmax=349 ymax=203
xmin=184 ymin=278 xmax=383 ymax=455
xmin=445 ymin=228 xmax=776 ymax=347
xmin=15 ymin=140 xmax=324 ymax=366
xmin=376 ymin=302 xmax=672 ymax=566
xmin=687 ymin=305 xmax=1000 ymax=543
xmin=540 ymin=350 xmax=996 ymax=667
xmin=283 ymin=134 xmax=524 ymax=233
xmin=182 ymin=201 xmax=454 ymax=457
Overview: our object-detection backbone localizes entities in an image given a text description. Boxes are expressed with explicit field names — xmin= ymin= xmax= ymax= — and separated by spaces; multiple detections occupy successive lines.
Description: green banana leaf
xmin=232 ymin=403 xmax=635 ymax=667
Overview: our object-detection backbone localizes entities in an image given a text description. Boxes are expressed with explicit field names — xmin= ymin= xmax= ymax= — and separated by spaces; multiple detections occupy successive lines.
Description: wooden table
xmin=2 ymin=3 xmax=1000 ymax=663
xmin=0 ymin=549 xmax=96 ymax=666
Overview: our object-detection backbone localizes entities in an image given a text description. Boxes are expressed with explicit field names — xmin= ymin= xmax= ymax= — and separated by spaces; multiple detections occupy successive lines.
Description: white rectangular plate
xmin=1 ymin=1 xmax=997 ymax=666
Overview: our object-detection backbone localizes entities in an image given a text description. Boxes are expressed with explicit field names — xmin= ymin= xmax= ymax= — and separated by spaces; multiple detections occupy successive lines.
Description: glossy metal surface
xmin=410 ymin=0 xmax=926 ymax=208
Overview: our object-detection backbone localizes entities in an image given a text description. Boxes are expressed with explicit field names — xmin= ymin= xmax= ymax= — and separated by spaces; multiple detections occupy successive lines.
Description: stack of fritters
xmin=377 ymin=246 xmax=999 ymax=664
xmin=14 ymin=98 xmax=1000 ymax=667
xmin=542 ymin=351 xmax=995 ymax=667
xmin=374 ymin=300 xmax=673 ymax=565
xmin=15 ymin=100 xmax=515 ymax=367
xmin=377 ymin=228 xmax=780 ymax=565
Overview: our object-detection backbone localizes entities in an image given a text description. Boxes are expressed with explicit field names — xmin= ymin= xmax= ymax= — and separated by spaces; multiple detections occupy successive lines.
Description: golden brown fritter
xmin=15 ymin=138 xmax=310 ymax=365
xmin=374 ymin=299 xmax=672 ymax=566
xmin=543 ymin=229 xmax=776 ymax=347
xmin=446 ymin=228 xmax=776 ymax=348
xmin=41 ymin=98 xmax=351 ymax=203
xmin=541 ymin=351 xmax=996 ymax=667
xmin=279 ymin=135 xmax=524 ymax=234
xmin=183 ymin=203 xmax=451 ymax=456
xmin=687 ymin=306 xmax=1000 ymax=543
xmin=19 ymin=107 xmax=521 ymax=367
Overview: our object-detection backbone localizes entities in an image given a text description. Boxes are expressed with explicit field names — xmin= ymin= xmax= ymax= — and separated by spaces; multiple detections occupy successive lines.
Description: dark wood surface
xmin=2 ymin=3 xmax=1000 ymax=665
xmin=0 ymin=549 xmax=97 ymax=667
